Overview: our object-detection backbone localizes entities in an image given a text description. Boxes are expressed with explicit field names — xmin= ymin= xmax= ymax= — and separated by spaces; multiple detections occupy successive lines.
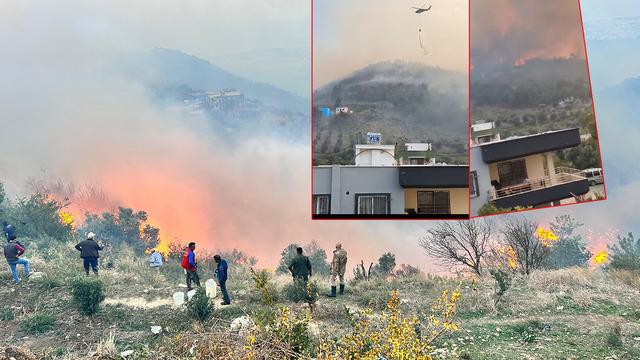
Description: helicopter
xmin=412 ymin=4 xmax=432 ymax=13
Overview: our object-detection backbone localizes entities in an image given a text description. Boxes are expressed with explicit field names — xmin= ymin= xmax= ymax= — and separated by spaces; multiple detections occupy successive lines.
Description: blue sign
xmin=367 ymin=132 xmax=382 ymax=144
xmin=320 ymin=107 xmax=332 ymax=117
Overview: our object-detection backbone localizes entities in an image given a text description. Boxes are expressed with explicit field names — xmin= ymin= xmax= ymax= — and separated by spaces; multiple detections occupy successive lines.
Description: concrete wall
xmin=404 ymin=188 xmax=468 ymax=215
xmin=313 ymin=166 xmax=405 ymax=214
xmin=470 ymin=147 xmax=491 ymax=216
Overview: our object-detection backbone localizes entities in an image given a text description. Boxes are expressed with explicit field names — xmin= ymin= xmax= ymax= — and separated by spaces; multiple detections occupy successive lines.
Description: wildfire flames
xmin=586 ymin=228 xmax=618 ymax=267
xmin=593 ymin=251 xmax=609 ymax=265
xmin=536 ymin=227 xmax=558 ymax=247
xmin=58 ymin=211 xmax=75 ymax=229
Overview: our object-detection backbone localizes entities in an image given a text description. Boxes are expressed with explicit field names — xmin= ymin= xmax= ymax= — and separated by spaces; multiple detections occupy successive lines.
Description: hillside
xmin=119 ymin=48 xmax=309 ymax=113
xmin=313 ymin=61 xmax=468 ymax=165
xmin=3 ymin=242 xmax=640 ymax=359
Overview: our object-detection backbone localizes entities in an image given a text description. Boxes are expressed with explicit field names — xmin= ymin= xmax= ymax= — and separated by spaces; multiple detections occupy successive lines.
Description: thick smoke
xmin=0 ymin=0 xmax=437 ymax=271
xmin=471 ymin=0 xmax=586 ymax=68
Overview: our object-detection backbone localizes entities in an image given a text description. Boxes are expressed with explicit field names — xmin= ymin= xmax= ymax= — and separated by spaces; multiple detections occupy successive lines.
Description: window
xmin=355 ymin=194 xmax=390 ymax=215
xmin=470 ymin=171 xmax=479 ymax=197
xmin=409 ymin=157 xmax=425 ymax=165
xmin=313 ymin=195 xmax=330 ymax=215
xmin=497 ymin=159 xmax=528 ymax=187
xmin=417 ymin=191 xmax=451 ymax=215
xmin=478 ymin=135 xmax=492 ymax=144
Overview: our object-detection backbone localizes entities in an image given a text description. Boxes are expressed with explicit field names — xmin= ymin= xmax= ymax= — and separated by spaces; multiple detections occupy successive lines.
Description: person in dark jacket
xmin=214 ymin=255 xmax=231 ymax=305
xmin=75 ymin=232 xmax=103 ymax=275
xmin=288 ymin=247 xmax=312 ymax=283
xmin=4 ymin=238 xmax=30 ymax=284
xmin=181 ymin=242 xmax=200 ymax=291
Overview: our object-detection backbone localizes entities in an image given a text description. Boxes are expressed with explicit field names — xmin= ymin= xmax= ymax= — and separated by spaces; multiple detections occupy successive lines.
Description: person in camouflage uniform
xmin=329 ymin=243 xmax=347 ymax=297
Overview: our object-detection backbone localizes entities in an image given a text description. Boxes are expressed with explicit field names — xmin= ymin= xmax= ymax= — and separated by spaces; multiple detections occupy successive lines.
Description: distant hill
xmin=313 ymin=61 xmax=468 ymax=165
xmin=119 ymin=48 xmax=309 ymax=113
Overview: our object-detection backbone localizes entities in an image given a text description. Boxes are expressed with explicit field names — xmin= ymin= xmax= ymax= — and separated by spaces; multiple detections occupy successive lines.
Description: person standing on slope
xmin=328 ymin=243 xmax=348 ymax=297
xmin=75 ymin=232 xmax=104 ymax=275
xmin=182 ymin=242 xmax=201 ymax=291
xmin=214 ymin=255 xmax=231 ymax=305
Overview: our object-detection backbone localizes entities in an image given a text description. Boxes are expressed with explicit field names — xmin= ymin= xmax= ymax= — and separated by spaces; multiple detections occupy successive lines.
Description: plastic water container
xmin=205 ymin=279 xmax=217 ymax=298
xmin=173 ymin=292 xmax=185 ymax=306
xmin=187 ymin=289 xmax=196 ymax=300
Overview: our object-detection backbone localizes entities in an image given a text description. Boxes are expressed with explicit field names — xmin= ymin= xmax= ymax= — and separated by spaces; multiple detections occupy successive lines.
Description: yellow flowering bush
xmin=318 ymin=289 xmax=461 ymax=360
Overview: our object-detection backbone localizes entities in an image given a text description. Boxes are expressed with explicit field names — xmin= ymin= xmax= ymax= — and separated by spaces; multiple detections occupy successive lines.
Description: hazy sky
xmin=314 ymin=0 xmax=468 ymax=87
xmin=0 ymin=0 xmax=309 ymax=78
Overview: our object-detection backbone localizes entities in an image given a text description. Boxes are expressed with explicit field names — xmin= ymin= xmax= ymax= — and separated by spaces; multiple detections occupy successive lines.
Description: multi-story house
xmin=313 ymin=141 xmax=468 ymax=218
xmin=469 ymin=126 xmax=590 ymax=216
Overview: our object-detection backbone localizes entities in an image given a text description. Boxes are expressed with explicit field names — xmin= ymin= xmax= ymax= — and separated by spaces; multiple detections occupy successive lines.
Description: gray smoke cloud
xmin=0 ymin=0 xmax=442 ymax=272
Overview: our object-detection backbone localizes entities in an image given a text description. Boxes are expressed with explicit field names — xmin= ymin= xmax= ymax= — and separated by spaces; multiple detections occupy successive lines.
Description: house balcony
xmin=489 ymin=167 xmax=590 ymax=209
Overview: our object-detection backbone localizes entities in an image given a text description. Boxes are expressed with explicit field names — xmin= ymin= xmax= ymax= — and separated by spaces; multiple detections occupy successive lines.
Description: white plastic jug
xmin=173 ymin=292 xmax=185 ymax=306
xmin=187 ymin=289 xmax=197 ymax=300
xmin=205 ymin=279 xmax=217 ymax=299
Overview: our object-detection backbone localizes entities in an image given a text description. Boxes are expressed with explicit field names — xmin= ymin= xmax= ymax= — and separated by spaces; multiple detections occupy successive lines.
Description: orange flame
xmin=58 ymin=210 xmax=75 ymax=229
xmin=536 ymin=227 xmax=559 ymax=247
xmin=593 ymin=251 xmax=608 ymax=265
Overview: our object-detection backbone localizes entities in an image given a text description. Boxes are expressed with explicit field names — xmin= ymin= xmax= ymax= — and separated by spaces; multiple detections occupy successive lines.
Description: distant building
xmin=398 ymin=143 xmax=435 ymax=166
xmin=206 ymin=90 xmax=245 ymax=112
xmin=471 ymin=122 xmax=501 ymax=145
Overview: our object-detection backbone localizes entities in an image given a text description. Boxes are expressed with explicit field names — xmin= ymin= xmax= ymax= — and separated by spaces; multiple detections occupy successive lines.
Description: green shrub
xmin=511 ymin=319 xmax=544 ymax=343
xmin=1 ymin=308 xmax=14 ymax=321
xmin=282 ymin=279 xmax=319 ymax=306
xmin=489 ymin=268 xmax=511 ymax=296
xmin=186 ymin=288 xmax=214 ymax=322
xmin=606 ymin=323 xmax=623 ymax=348
xmin=250 ymin=268 xmax=279 ymax=306
xmin=71 ymin=277 xmax=106 ymax=315
xmin=20 ymin=313 xmax=55 ymax=334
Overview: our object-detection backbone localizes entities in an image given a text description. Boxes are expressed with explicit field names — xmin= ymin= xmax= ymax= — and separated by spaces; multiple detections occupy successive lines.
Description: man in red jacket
xmin=182 ymin=242 xmax=201 ymax=291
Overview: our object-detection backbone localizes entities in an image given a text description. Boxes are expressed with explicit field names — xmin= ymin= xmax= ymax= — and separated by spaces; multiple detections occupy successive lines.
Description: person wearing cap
xmin=328 ymin=243 xmax=348 ymax=297
xmin=148 ymin=248 xmax=163 ymax=268
xmin=75 ymin=232 xmax=104 ymax=275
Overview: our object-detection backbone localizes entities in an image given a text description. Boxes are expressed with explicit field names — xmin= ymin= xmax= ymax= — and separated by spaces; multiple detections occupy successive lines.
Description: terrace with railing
xmin=490 ymin=167 xmax=586 ymax=201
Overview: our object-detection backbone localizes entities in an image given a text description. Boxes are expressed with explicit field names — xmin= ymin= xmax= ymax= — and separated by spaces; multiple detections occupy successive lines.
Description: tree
xmin=80 ymin=207 xmax=157 ymax=252
xmin=609 ymin=233 xmax=640 ymax=271
xmin=276 ymin=240 xmax=331 ymax=276
xmin=12 ymin=193 xmax=74 ymax=242
xmin=501 ymin=216 xmax=548 ymax=275
xmin=420 ymin=219 xmax=493 ymax=275
xmin=372 ymin=252 xmax=396 ymax=277
xmin=543 ymin=215 xmax=591 ymax=269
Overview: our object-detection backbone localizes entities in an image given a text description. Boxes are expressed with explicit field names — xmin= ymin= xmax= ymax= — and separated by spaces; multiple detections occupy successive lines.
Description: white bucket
xmin=205 ymin=279 xmax=217 ymax=298
xmin=187 ymin=289 xmax=197 ymax=300
xmin=172 ymin=292 xmax=185 ymax=306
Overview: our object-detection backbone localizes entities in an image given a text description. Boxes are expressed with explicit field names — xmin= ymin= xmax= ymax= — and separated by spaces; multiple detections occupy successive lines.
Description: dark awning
xmin=480 ymin=128 xmax=581 ymax=163
xmin=399 ymin=166 xmax=469 ymax=188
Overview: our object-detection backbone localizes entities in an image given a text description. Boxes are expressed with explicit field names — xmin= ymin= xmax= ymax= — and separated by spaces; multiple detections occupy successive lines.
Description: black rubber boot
xmin=328 ymin=286 xmax=337 ymax=297
xmin=339 ymin=284 xmax=345 ymax=295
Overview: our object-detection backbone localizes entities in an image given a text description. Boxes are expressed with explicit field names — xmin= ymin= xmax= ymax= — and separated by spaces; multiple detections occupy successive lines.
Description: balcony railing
xmin=490 ymin=167 xmax=585 ymax=200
